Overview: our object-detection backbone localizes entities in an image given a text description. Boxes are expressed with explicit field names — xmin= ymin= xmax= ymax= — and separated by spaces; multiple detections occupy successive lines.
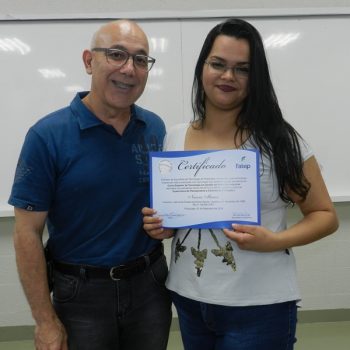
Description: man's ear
xmin=82 ymin=50 xmax=93 ymax=75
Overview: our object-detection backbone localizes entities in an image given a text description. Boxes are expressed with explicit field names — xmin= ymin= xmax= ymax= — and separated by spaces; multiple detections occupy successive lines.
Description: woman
xmin=143 ymin=18 xmax=338 ymax=350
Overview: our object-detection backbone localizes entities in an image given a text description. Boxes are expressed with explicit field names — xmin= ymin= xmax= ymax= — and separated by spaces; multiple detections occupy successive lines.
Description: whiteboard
xmin=1 ymin=16 xmax=349 ymax=216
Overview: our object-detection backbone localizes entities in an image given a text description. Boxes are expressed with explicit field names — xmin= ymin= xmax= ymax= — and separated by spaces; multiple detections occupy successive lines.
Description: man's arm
xmin=13 ymin=207 xmax=67 ymax=350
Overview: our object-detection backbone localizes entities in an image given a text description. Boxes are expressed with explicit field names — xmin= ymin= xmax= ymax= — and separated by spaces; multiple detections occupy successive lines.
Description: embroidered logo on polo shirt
xmin=14 ymin=159 xmax=32 ymax=184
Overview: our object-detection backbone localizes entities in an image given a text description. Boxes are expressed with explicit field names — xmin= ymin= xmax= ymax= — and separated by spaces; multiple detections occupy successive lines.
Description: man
xmin=9 ymin=20 xmax=171 ymax=350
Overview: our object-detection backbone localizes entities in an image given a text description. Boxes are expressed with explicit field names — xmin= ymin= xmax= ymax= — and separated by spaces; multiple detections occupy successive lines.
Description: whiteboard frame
xmin=0 ymin=205 xmax=14 ymax=217
xmin=2 ymin=196 xmax=350 ymax=217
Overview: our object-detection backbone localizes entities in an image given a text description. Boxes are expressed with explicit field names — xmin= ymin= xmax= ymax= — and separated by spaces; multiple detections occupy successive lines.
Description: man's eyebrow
xmin=109 ymin=44 xmax=148 ymax=55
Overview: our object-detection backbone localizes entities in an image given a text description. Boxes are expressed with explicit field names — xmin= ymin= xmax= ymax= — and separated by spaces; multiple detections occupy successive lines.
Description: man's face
xmin=84 ymin=21 xmax=150 ymax=114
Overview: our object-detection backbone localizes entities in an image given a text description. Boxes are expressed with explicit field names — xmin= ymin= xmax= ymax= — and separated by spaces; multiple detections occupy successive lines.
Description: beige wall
xmin=1 ymin=0 xmax=350 ymax=19
xmin=1 ymin=202 xmax=349 ymax=326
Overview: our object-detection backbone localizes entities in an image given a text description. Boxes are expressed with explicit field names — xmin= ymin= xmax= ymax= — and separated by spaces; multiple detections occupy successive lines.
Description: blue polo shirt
xmin=9 ymin=92 xmax=165 ymax=267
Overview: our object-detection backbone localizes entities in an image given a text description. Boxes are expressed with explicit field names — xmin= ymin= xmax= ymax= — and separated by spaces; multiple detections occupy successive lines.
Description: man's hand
xmin=34 ymin=318 xmax=68 ymax=350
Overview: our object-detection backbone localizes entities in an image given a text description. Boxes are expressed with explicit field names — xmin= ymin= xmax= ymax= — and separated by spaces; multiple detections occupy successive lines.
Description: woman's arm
xmin=223 ymin=156 xmax=339 ymax=251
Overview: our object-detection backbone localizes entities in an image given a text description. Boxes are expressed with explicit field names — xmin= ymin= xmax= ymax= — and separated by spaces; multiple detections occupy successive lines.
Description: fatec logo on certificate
xmin=158 ymin=159 xmax=173 ymax=175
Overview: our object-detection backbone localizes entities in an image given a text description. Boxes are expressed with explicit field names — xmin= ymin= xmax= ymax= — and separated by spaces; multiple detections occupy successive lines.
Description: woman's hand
xmin=223 ymin=224 xmax=282 ymax=252
xmin=142 ymin=207 xmax=174 ymax=240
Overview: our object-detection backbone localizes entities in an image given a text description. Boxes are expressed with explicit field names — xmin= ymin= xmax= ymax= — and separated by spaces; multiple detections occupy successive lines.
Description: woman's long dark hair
xmin=192 ymin=18 xmax=310 ymax=203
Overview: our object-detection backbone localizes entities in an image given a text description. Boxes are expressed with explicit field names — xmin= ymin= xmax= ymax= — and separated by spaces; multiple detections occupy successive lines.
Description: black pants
xmin=53 ymin=255 xmax=172 ymax=350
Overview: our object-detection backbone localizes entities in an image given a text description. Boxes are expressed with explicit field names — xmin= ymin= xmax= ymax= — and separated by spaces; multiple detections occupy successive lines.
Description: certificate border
xmin=149 ymin=149 xmax=261 ymax=228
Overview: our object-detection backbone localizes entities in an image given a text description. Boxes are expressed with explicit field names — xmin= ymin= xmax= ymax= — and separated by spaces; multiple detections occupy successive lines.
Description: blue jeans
xmin=53 ymin=255 xmax=172 ymax=350
xmin=171 ymin=292 xmax=297 ymax=350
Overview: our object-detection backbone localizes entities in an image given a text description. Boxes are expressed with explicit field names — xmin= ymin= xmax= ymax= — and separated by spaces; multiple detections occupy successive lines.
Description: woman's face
xmin=202 ymin=35 xmax=250 ymax=114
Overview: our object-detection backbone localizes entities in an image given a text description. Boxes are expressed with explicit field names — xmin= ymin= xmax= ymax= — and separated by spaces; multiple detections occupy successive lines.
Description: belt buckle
xmin=110 ymin=265 xmax=125 ymax=281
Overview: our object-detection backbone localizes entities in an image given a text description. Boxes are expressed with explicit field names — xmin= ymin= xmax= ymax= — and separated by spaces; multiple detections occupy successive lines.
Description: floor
xmin=0 ymin=321 xmax=349 ymax=349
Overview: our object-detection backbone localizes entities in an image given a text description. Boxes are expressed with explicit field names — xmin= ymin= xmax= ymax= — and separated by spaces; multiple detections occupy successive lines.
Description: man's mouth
xmin=112 ymin=80 xmax=134 ymax=90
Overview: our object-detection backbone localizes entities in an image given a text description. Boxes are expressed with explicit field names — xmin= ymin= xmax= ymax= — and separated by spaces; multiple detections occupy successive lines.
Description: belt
xmin=53 ymin=244 xmax=163 ymax=281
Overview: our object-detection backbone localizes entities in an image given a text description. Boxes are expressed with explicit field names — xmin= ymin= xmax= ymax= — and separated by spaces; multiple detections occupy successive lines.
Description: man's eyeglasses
xmin=205 ymin=60 xmax=250 ymax=79
xmin=92 ymin=48 xmax=156 ymax=72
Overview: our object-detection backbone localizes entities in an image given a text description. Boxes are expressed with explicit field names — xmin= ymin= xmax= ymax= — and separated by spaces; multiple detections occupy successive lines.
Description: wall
xmin=1 ymin=0 xmax=350 ymax=19
xmin=0 ymin=218 xmax=33 ymax=326
xmin=1 ymin=203 xmax=350 ymax=326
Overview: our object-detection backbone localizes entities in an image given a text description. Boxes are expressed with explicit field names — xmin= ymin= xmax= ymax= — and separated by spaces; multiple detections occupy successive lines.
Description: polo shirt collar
xmin=71 ymin=92 xmax=147 ymax=130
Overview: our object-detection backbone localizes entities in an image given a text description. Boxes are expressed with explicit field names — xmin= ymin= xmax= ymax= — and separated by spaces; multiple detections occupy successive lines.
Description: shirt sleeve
xmin=299 ymin=137 xmax=314 ymax=162
xmin=163 ymin=123 xmax=189 ymax=151
xmin=8 ymin=128 xmax=56 ymax=211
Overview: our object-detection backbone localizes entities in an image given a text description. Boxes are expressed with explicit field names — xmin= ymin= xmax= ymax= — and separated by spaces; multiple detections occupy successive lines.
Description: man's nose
xmin=119 ymin=56 xmax=135 ymax=74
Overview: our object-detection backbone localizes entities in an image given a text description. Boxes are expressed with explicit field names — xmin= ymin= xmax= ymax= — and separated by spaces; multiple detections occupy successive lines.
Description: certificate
xmin=149 ymin=149 xmax=260 ymax=228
